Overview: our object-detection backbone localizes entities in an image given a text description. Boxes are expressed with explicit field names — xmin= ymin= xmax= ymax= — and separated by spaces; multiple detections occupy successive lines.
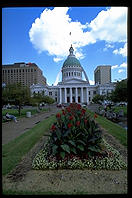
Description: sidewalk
xmin=2 ymin=107 xmax=59 ymax=145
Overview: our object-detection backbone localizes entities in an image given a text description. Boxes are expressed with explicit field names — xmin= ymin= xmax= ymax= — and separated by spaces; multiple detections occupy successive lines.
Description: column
xmin=75 ymin=87 xmax=78 ymax=103
xmin=81 ymin=87 xmax=84 ymax=104
xmin=70 ymin=87 xmax=72 ymax=103
xmin=59 ymin=88 xmax=62 ymax=104
xmin=86 ymin=87 xmax=89 ymax=105
xmin=64 ymin=88 xmax=67 ymax=103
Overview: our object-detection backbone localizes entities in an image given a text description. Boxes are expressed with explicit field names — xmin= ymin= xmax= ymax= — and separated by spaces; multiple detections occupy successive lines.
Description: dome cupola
xmin=62 ymin=45 xmax=83 ymax=82
xmin=63 ymin=45 xmax=81 ymax=68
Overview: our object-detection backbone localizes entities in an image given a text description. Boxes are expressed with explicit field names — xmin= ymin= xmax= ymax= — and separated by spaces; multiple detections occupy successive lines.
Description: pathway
xmin=2 ymin=106 xmax=59 ymax=145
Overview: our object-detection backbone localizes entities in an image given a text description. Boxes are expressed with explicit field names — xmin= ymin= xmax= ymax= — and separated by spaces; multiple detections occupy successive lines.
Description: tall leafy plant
xmin=49 ymin=103 xmax=102 ymax=160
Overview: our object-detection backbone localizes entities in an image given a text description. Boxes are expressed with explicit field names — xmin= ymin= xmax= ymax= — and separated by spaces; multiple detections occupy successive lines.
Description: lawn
xmin=2 ymin=115 xmax=56 ymax=175
xmin=2 ymin=108 xmax=48 ymax=121
xmin=2 ymin=108 xmax=127 ymax=176
xmin=87 ymin=109 xmax=127 ymax=147
xmin=112 ymin=106 xmax=127 ymax=117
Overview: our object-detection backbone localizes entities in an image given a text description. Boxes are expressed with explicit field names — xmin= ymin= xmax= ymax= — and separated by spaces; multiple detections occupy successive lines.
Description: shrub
xmin=48 ymin=103 xmax=103 ymax=160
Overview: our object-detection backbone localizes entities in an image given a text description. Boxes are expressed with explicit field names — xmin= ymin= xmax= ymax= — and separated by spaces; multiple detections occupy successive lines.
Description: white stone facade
xmin=30 ymin=46 xmax=115 ymax=104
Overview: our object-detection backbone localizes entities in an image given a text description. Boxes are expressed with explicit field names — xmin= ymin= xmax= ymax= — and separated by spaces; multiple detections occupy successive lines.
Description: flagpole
xmin=69 ymin=32 xmax=72 ymax=47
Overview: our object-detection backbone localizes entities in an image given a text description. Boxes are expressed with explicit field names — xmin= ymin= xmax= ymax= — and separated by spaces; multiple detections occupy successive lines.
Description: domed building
xmin=58 ymin=45 xmax=92 ymax=104
xmin=30 ymin=45 xmax=115 ymax=104
xmin=61 ymin=45 xmax=89 ymax=83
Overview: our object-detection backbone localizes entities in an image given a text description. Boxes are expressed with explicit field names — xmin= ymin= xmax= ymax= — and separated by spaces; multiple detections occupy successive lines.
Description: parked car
xmin=116 ymin=102 xmax=127 ymax=107
xmin=6 ymin=104 xmax=12 ymax=109
xmin=57 ymin=104 xmax=62 ymax=108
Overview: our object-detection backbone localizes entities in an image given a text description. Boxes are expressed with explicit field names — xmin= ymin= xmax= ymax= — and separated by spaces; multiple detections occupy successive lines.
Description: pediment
xmin=63 ymin=78 xmax=86 ymax=84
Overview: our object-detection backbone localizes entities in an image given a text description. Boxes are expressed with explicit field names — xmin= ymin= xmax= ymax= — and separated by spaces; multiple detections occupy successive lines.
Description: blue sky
xmin=2 ymin=7 xmax=127 ymax=85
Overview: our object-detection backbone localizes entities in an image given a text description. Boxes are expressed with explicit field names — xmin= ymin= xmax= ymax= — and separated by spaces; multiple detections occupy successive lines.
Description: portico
xmin=59 ymin=86 xmax=90 ymax=105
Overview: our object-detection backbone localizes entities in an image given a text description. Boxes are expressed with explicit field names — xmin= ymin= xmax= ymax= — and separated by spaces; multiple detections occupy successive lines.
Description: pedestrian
xmin=5 ymin=112 xmax=18 ymax=122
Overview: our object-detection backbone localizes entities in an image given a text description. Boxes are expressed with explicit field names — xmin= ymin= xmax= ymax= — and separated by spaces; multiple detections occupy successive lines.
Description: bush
xmin=48 ymin=103 xmax=103 ymax=160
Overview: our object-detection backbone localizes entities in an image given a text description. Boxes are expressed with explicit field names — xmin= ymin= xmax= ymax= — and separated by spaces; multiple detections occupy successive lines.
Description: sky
xmin=2 ymin=7 xmax=128 ymax=85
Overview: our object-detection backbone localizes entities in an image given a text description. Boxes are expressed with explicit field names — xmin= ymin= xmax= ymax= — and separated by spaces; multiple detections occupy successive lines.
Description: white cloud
xmin=113 ymin=42 xmax=127 ymax=57
xmin=120 ymin=62 xmax=127 ymax=68
xmin=111 ymin=65 xmax=118 ymax=69
xmin=53 ymin=57 xmax=63 ymax=62
xmin=89 ymin=80 xmax=95 ymax=85
xmin=89 ymin=7 xmax=127 ymax=43
xmin=103 ymin=42 xmax=114 ymax=51
xmin=118 ymin=69 xmax=124 ymax=73
xmin=29 ymin=7 xmax=127 ymax=62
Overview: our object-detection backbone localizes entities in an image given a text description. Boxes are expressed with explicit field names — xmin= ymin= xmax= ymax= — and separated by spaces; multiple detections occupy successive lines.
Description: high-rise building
xmin=2 ymin=62 xmax=47 ymax=87
xmin=94 ymin=65 xmax=111 ymax=85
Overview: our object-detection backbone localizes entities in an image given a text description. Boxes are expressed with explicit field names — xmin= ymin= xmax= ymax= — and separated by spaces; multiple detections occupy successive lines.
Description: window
xmin=67 ymin=88 xmax=70 ymax=94
xmin=49 ymin=92 xmax=52 ymax=96
xmin=93 ymin=91 xmax=96 ymax=95
xmin=89 ymin=91 xmax=90 ymax=95
xmin=89 ymin=97 xmax=91 ymax=101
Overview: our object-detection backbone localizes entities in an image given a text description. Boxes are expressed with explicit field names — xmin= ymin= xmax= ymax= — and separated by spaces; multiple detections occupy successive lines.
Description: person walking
xmin=5 ymin=112 xmax=18 ymax=122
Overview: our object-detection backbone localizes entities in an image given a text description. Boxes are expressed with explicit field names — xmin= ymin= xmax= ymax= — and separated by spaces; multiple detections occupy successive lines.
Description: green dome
xmin=63 ymin=56 xmax=81 ymax=68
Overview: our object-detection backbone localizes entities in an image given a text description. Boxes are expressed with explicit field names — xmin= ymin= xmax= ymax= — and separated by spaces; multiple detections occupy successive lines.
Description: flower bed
xmin=32 ymin=139 xmax=126 ymax=170
xmin=32 ymin=103 xmax=127 ymax=170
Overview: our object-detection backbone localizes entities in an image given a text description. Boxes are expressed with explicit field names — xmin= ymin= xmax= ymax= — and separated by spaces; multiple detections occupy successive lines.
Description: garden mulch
xmin=2 ymin=105 xmax=128 ymax=195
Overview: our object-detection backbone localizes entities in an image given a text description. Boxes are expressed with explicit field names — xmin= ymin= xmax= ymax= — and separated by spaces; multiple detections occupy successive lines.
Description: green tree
xmin=92 ymin=94 xmax=104 ymax=104
xmin=30 ymin=92 xmax=44 ymax=109
xmin=43 ymin=95 xmax=55 ymax=104
xmin=2 ymin=83 xmax=31 ymax=115
xmin=110 ymin=79 xmax=127 ymax=102
xmin=30 ymin=93 xmax=55 ymax=110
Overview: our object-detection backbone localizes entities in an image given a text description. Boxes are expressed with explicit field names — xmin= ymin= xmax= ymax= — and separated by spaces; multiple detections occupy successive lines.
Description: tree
xmin=43 ymin=95 xmax=55 ymax=104
xmin=92 ymin=94 xmax=104 ymax=104
xmin=110 ymin=79 xmax=127 ymax=102
xmin=30 ymin=92 xmax=45 ymax=109
xmin=30 ymin=93 xmax=55 ymax=110
xmin=2 ymin=83 xmax=31 ymax=115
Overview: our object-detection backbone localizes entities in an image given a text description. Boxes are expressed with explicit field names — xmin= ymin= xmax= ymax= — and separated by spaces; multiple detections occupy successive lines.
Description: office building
xmin=2 ymin=62 xmax=46 ymax=87
xmin=94 ymin=65 xmax=111 ymax=85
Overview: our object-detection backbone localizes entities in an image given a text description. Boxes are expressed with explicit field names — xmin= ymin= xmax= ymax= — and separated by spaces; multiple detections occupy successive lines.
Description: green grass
xmin=2 ymin=108 xmax=127 ymax=176
xmin=2 ymin=115 xmax=56 ymax=176
xmin=112 ymin=106 xmax=127 ymax=117
xmin=87 ymin=109 xmax=127 ymax=147
xmin=2 ymin=108 xmax=48 ymax=122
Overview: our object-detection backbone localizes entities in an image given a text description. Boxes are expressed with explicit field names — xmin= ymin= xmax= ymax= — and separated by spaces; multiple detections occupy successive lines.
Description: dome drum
xmin=61 ymin=45 xmax=89 ymax=83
